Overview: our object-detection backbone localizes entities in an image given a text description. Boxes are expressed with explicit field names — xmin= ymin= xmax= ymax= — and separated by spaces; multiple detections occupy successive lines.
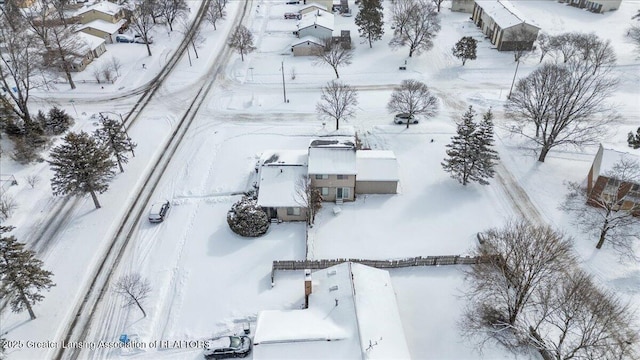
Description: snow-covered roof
xmin=308 ymin=138 xmax=356 ymax=175
xmin=259 ymin=149 xmax=308 ymax=166
xmin=76 ymin=18 xmax=126 ymax=34
xmin=76 ymin=1 xmax=122 ymax=17
xmin=77 ymin=32 xmax=105 ymax=51
xmin=257 ymin=165 xmax=307 ymax=208
xmin=475 ymin=0 xmax=539 ymax=29
xmin=598 ymin=146 xmax=640 ymax=178
xmin=253 ymin=262 xmax=410 ymax=359
xmin=356 ymin=150 xmax=399 ymax=182
xmin=298 ymin=9 xmax=334 ymax=31
xmin=299 ymin=2 xmax=328 ymax=12
xmin=291 ymin=36 xmax=325 ymax=47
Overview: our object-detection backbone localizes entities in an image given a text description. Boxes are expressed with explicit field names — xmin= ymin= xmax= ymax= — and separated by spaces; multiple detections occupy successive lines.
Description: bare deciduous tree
xmin=387 ymin=79 xmax=438 ymax=128
xmin=505 ymin=61 xmax=618 ymax=162
xmin=0 ymin=192 xmax=18 ymax=221
xmin=109 ymin=56 xmax=123 ymax=77
xmin=536 ymin=32 xmax=552 ymax=63
xmin=26 ymin=174 xmax=41 ymax=188
xmin=389 ymin=1 xmax=441 ymax=57
xmin=549 ymin=32 xmax=581 ymax=63
xmin=390 ymin=0 xmax=419 ymax=38
xmin=529 ymin=270 xmax=638 ymax=360
xmin=313 ymin=42 xmax=353 ymax=79
xmin=92 ymin=66 xmax=102 ymax=84
xmin=205 ymin=0 xmax=226 ymax=30
xmin=102 ymin=64 xmax=114 ymax=83
xmin=562 ymin=158 xmax=640 ymax=254
xmin=227 ymin=25 xmax=255 ymax=62
xmin=160 ymin=0 xmax=189 ymax=32
xmin=432 ymin=0 xmax=445 ymax=12
xmin=114 ymin=273 xmax=151 ymax=317
xmin=46 ymin=24 xmax=84 ymax=90
xmin=0 ymin=13 xmax=43 ymax=126
xmin=316 ymin=80 xmax=358 ymax=131
xmin=295 ymin=176 xmax=323 ymax=226
xmin=504 ymin=27 xmax=536 ymax=62
xmin=128 ymin=0 xmax=156 ymax=56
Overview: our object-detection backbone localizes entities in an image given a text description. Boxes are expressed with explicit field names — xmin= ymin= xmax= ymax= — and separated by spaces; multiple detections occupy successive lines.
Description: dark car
xmin=148 ymin=201 xmax=170 ymax=223
xmin=203 ymin=336 xmax=252 ymax=359
xmin=394 ymin=113 xmax=418 ymax=124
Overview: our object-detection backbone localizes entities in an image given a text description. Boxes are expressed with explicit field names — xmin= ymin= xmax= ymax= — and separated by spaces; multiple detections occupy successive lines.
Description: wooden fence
xmin=271 ymin=255 xmax=499 ymax=284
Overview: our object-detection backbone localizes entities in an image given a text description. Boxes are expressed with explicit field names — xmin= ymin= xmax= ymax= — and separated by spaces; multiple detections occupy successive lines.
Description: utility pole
xmin=508 ymin=59 xmax=520 ymax=99
xmin=281 ymin=60 xmax=287 ymax=103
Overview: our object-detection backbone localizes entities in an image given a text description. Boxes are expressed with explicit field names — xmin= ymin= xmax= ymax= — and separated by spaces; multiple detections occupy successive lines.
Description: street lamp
xmin=281 ymin=61 xmax=287 ymax=103
xmin=99 ymin=111 xmax=135 ymax=157
xmin=508 ymin=59 xmax=521 ymax=99
xmin=69 ymin=99 xmax=78 ymax=116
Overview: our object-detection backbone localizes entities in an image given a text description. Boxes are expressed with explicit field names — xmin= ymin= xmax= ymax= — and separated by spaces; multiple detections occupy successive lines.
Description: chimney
xmin=304 ymin=269 xmax=312 ymax=308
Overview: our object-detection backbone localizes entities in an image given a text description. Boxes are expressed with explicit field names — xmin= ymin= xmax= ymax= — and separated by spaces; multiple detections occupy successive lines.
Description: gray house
xmin=560 ymin=0 xmax=621 ymax=13
xmin=451 ymin=0 xmax=475 ymax=13
xmin=472 ymin=0 xmax=540 ymax=51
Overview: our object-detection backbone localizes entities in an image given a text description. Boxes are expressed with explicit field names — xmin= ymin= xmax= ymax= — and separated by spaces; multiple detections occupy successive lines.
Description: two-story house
xmin=308 ymin=138 xmax=357 ymax=203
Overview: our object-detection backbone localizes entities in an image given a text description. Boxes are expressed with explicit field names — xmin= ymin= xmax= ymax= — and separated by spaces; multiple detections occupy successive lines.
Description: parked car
xmin=148 ymin=201 xmax=170 ymax=223
xmin=134 ymin=35 xmax=154 ymax=44
xmin=203 ymin=336 xmax=252 ymax=359
xmin=284 ymin=12 xmax=301 ymax=19
xmin=115 ymin=34 xmax=134 ymax=43
xmin=394 ymin=113 xmax=418 ymax=124
xmin=285 ymin=1 xmax=300 ymax=4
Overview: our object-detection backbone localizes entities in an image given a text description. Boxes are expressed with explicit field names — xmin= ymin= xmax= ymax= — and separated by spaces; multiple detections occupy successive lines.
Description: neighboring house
xmin=253 ymin=262 xmax=411 ymax=359
xmin=291 ymin=36 xmax=325 ymax=56
xmin=356 ymin=151 xmax=399 ymax=194
xmin=587 ymin=145 xmax=640 ymax=215
xmin=299 ymin=2 xmax=328 ymax=15
xmin=451 ymin=0 xmax=475 ymax=13
xmin=296 ymin=9 xmax=334 ymax=41
xmin=300 ymin=0 xmax=332 ymax=12
xmin=471 ymin=0 xmax=540 ymax=51
xmin=560 ymin=0 xmax=621 ymax=13
xmin=256 ymin=150 xmax=309 ymax=222
xmin=76 ymin=0 xmax=125 ymax=24
xmin=76 ymin=19 xmax=126 ymax=43
xmin=308 ymin=138 xmax=357 ymax=203
xmin=77 ymin=32 xmax=107 ymax=59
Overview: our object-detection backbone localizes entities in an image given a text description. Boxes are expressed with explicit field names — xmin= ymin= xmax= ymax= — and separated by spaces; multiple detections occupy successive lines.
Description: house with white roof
xmin=356 ymin=151 xmax=399 ymax=194
xmin=296 ymin=9 xmax=334 ymax=41
xmin=256 ymin=136 xmax=399 ymax=221
xmin=587 ymin=144 xmax=640 ymax=215
xmin=560 ymin=0 xmax=621 ymax=13
xmin=256 ymin=150 xmax=309 ymax=222
xmin=291 ymin=36 xmax=325 ymax=56
xmin=471 ymin=0 xmax=540 ymax=51
xmin=76 ymin=0 xmax=126 ymax=24
xmin=69 ymin=32 xmax=107 ymax=72
xmin=76 ymin=19 xmax=127 ymax=43
xmin=253 ymin=262 xmax=411 ymax=359
xmin=299 ymin=2 xmax=328 ymax=15
xmin=308 ymin=138 xmax=357 ymax=203
xmin=451 ymin=0 xmax=476 ymax=13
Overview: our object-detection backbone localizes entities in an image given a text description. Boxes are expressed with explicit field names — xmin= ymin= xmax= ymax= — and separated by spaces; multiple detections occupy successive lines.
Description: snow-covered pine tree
xmin=0 ymin=226 xmax=55 ymax=320
xmin=45 ymin=106 xmax=74 ymax=135
xmin=628 ymin=127 xmax=640 ymax=149
xmin=48 ymin=131 xmax=115 ymax=209
xmin=442 ymin=106 xmax=478 ymax=185
xmin=355 ymin=0 xmax=384 ymax=48
xmin=452 ymin=36 xmax=478 ymax=66
xmin=474 ymin=108 xmax=500 ymax=184
xmin=94 ymin=114 xmax=136 ymax=173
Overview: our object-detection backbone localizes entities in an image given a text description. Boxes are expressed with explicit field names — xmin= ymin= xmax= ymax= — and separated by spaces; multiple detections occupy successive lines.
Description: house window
xmin=315 ymin=174 xmax=328 ymax=180
xmin=321 ymin=187 xmax=329 ymax=196
xmin=603 ymin=178 xmax=620 ymax=197
xmin=337 ymin=175 xmax=346 ymax=180
xmin=287 ymin=207 xmax=301 ymax=216
xmin=337 ymin=187 xmax=350 ymax=199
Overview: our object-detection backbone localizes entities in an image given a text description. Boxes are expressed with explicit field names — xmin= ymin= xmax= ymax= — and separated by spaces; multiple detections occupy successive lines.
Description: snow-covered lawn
xmin=2 ymin=0 xmax=640 ymax=359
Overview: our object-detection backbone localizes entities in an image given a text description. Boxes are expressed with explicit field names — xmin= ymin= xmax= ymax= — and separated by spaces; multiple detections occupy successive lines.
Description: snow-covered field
xmin=1 ymin=0 xmax=640 ymax=359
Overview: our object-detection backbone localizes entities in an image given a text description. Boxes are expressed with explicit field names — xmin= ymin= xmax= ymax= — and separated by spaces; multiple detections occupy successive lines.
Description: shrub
xmin=227 ymin=196 xmax=269 ymax=237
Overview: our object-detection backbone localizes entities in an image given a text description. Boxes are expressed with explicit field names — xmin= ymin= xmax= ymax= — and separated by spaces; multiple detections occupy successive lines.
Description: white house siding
xmin=298 ymin=25 xmax=332 ymax=41
xmin=355 ymin=181 xmax=397 ymax=194
xmin=276 ymin=207 xmax=307 ymax=222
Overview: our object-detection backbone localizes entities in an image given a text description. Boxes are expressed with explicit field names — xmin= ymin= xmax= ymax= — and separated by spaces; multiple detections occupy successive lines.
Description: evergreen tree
xmin=227 ymin=196 xmax=269 ymax=237
xmin=48 ymin=131 xmax=115 ymax=209
xmin=355 ymin=0 xmax=384 ymax=48
xmin=45 ymin=106 xmax=74 ymax=135
xmin=474 ymin=108 xmax=500 ymax=183
xmin=442 ymin=106 xmax=499 ymax=185
xmin=0 ymin=226 xmax=55 ymax=320
xmin=452 ymin=36 xmax=478 ymax=65
xmin=628 ymin=127 xmax=640 ymax=149
xmin=94 ymin=114 xmax=136 ymax=173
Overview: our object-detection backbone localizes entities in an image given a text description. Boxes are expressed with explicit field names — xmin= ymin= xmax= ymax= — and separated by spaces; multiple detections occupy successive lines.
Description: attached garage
xmin=355 ymin=151 xmax=399 ymax=194
xmin=291 ymin=36 xmax=325 ymax=56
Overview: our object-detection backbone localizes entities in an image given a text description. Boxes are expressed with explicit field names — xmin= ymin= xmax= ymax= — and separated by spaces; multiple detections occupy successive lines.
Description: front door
xmin=337 ymin=187 xmax=343 ymax=199
xmin=336 ymin=187 xmax=349 ymax=200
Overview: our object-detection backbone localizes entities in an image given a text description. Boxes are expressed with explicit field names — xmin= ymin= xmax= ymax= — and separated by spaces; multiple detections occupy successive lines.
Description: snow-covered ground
xmin=1 ymin=0 xmax=640 ymax=359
